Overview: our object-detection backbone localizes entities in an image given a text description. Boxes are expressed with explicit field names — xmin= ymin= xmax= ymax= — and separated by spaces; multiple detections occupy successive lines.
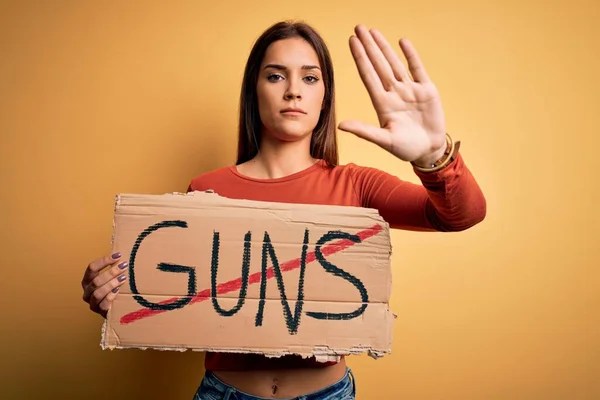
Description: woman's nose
xmin=284 ymin=83 xmax=301 ymax=100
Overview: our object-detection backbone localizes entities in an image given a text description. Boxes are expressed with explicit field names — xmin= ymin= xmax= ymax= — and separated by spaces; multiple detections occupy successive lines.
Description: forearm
xmin=413 ymin=152 xmax=487 ymax=231
xmin=353 ymin=151 xmax=486 ymax=232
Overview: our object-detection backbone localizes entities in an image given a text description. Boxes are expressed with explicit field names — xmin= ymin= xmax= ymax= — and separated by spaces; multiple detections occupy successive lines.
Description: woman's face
xmin=256 ymin=37 xmax=325 ymax=143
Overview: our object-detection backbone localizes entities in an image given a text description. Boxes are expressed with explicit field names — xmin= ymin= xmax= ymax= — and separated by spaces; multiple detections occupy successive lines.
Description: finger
xmin=354 ymin=25 xmax=397 ymax=89
xmin=399 ymin=38 xmax=431 ymax=83
xmin=82 ymin=252 xmax=122 ymax=288
xmin=97 ymin=287 xmax=122 ymax=318
xmin=370 ymin=29 xmax=411 ymax=82
xmin=338 ymin=120 xmax=392 ymax=151
xmin=83 ymin=260 xmax=129 ymax=303
xmin=348 ymin=35 xmax=385 ymax=98
xmin=88 ymin=270 xmax=128 ymax=316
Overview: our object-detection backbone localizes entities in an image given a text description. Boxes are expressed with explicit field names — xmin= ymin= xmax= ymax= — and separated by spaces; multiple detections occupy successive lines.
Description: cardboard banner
xmin=101 ymin=191 xmax=395 ymax=361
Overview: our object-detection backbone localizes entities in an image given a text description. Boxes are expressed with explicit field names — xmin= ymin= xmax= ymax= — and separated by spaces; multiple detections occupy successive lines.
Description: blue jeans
xmin=194 ymin=368 xmax=356 ymax=400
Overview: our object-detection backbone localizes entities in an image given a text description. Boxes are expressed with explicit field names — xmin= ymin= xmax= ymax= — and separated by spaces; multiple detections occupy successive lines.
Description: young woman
xmin=81 ymin=21 xmax=486 ymax=400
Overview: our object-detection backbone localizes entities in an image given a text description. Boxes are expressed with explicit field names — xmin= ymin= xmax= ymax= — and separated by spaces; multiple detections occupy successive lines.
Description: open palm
xmin=339 ymin=25 xmax=447 ymax=165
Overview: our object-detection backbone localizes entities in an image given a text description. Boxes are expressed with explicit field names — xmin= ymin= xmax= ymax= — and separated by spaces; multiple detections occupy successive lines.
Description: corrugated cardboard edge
xmin=100 ymin=318 xmax=391 ymax=362
xmin=102 ymin=191 xmax=395 ymax=361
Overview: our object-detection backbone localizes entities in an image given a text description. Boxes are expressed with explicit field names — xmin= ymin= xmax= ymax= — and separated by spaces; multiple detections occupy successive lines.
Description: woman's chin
xmin=266 ymin=127 xmax=314 ymax=143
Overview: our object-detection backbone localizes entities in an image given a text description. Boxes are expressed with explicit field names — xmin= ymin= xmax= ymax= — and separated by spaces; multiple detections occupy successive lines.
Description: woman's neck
xmin=240 ymin=135 xmax=317 ymax=180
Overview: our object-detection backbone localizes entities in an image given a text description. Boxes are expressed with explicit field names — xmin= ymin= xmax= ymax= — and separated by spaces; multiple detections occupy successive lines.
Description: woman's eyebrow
xmin=263 ymin=64 xmax=321 ymax=71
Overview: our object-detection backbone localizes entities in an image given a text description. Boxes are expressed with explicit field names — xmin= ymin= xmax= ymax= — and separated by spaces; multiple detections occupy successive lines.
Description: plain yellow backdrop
xmin=1 ymin=0 xmax=598 ymax=399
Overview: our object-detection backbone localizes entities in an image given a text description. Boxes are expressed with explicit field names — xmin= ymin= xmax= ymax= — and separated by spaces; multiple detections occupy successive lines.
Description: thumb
xmin=338 ymin=120 xmax=391 ymax=151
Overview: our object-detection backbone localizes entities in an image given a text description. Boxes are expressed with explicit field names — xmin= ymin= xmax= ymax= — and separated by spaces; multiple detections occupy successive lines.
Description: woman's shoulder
xmin=310 ymin=160 xmax=380 ymax=183
xmin=187 ymin=164 xmax=235 ymax=192
xmin=330 ymin=160 xmax=392 ymax=179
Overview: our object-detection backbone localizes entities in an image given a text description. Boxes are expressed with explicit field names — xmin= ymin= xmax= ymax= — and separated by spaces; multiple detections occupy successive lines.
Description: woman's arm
xmin=349 ymin=151 xmax=486 ymax=232
xmin=339 ymin=26 xmax=486 ymax=231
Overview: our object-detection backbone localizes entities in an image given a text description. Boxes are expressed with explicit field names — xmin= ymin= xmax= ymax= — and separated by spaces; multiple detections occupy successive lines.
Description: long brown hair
xmin=236 ymin=21 xmax=338 ymax=166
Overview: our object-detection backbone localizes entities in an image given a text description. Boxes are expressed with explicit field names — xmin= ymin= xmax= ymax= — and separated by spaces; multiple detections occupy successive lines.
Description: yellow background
xmin=1 ymin=0 xmax=598 ymax=399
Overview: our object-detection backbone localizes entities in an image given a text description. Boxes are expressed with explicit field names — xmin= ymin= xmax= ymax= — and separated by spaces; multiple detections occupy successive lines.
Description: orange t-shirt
xmin=187 ymin=152 xmax=486 ymax=371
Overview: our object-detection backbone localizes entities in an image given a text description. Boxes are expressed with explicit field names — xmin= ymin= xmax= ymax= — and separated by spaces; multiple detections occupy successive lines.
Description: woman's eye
xmin=267 ymin=74 xmax=283 ymax=82
xmin=266 ymin=74 xmax=319 ymax=83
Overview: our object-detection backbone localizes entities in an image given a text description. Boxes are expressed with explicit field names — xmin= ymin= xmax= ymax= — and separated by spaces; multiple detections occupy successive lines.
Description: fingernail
xmin=112 ymin=286 xmax=120 ymax=293
xmin=111 ymin=252 xmax=121 ymax=259
xmin=118 ymin=274 xmax=127 ymax=282
xmin=118 ymin=261 xmax=128 ymax=270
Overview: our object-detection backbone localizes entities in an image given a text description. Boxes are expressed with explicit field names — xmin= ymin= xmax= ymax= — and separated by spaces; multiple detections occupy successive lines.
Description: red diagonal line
xmin=119 ymin=223 xmax=383 ymax=325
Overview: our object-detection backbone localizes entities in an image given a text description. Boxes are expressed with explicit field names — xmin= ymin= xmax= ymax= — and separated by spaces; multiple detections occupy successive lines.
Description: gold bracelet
xmin=411 ymin=133 xmax=460 ymax=173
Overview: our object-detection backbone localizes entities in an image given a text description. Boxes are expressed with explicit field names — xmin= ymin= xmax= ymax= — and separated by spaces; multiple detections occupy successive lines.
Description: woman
xmin=81 ymin=21 xmax=486 ymax=399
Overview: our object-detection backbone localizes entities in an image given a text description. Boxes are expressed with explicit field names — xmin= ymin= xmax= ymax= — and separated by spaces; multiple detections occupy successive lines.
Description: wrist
xmin=411 ymin=133 xmax=460 ymax=173
xmin=412 ymin=142 xmax=448 ymax=168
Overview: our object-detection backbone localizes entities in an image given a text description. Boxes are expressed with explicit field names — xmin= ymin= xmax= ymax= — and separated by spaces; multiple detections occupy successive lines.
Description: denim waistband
xmin=195 ymin=368 xmax=355 ymax=400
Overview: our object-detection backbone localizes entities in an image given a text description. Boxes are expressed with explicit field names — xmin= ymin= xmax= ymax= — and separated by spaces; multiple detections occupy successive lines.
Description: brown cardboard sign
xmin=101 ymin=191 xmax=395 ymax=361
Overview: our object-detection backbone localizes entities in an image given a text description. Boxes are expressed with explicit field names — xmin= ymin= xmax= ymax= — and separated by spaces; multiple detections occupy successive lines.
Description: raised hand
xmin=339 ymin=25 xmax=448 ymax=167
